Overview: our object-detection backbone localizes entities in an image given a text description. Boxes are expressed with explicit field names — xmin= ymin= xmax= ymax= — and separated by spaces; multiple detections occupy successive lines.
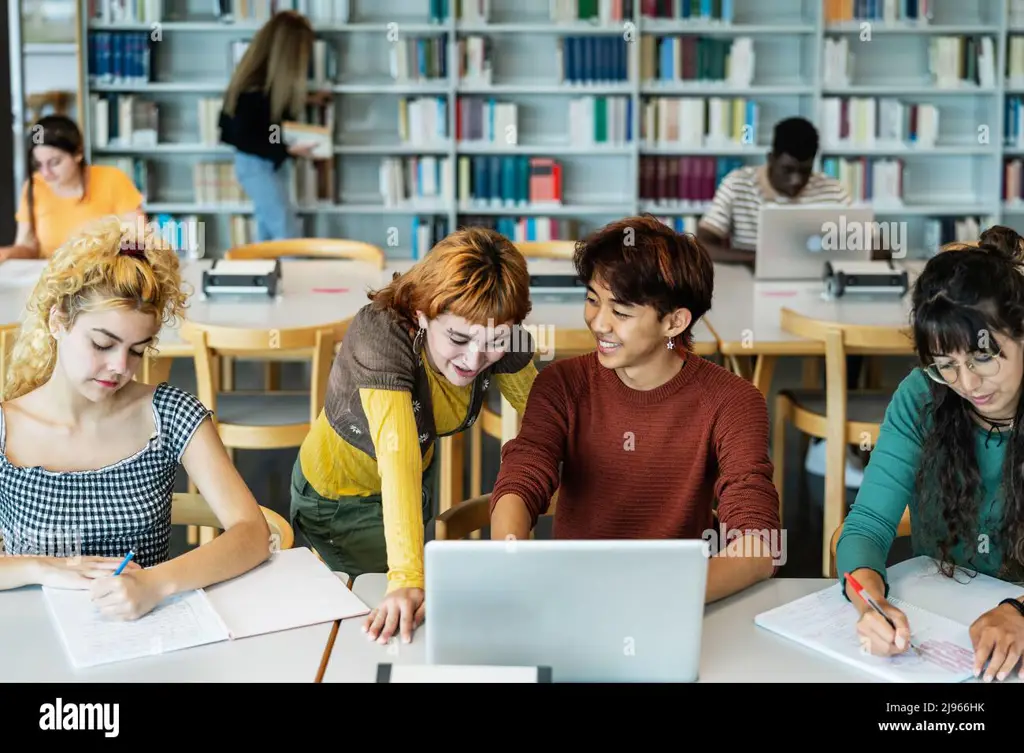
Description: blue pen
xmin=113 ymin=550 xmax=135 ymax=575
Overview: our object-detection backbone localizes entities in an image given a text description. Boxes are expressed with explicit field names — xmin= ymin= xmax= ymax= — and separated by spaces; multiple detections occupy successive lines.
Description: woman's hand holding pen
xmin=36 ymin=556 xmax=140 ymax=590
xmin=969 ymin=600 xmax=1024 ymax=682
xmin=89 ymin=568 xmax=165 ymax=621
xmin=847 ymin=569 xmax=913 ymax=656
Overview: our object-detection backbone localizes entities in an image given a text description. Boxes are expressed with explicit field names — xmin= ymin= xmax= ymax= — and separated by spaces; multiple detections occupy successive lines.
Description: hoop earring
xmin=413 ymin=327 xmax=426 ymax=363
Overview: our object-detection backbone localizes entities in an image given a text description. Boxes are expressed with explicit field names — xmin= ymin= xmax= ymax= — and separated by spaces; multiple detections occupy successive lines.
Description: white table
xmin=0 ymin=585 xmax=336 ymax=682
xmin=319 ymin=556 xmax=1023 ymax=683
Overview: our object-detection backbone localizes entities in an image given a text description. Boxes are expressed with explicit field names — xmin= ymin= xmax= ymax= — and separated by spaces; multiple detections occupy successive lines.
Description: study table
xmin=0 ymin=582 xmax=342 ymax=682
xmin=319 ymin=556 xmax=1022 ymax=683
xmin=704 ymin=260 xmax=925 ymax=394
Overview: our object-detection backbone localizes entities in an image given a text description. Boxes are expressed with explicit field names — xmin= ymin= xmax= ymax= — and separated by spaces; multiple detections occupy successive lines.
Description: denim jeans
xmin=232 ymin=151 xmax=300 ymax=242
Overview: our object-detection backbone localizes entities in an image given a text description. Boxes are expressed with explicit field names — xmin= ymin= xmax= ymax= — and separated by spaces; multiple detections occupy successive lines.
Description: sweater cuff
xmin=489 ymin=480 xmax=547 ymax=527
xmin=835 ymin=540 xmax=890 ymax=601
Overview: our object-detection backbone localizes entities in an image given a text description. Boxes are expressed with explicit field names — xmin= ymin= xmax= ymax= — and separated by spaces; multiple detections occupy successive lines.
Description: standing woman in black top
xmin=219 ymin=11 xmax=323 ymax=241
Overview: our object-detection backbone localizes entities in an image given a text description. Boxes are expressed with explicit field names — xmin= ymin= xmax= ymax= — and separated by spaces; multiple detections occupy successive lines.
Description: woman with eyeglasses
xmin=836 ymin=226 xmax=1024 ymax=682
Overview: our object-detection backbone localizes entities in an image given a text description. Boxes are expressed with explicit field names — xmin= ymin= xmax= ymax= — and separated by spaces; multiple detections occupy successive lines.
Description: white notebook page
xmin=755 ymin=585 xmax=976 ymax=683
xmin=200 ymin=547 xmax=370 ymax=639
xmin=42 ymin=587 xmax=230 ymax=669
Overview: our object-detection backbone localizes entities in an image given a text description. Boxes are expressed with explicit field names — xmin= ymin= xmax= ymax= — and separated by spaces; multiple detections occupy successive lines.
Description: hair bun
xmin=978 ymin=225 xmax=1024 ymax=263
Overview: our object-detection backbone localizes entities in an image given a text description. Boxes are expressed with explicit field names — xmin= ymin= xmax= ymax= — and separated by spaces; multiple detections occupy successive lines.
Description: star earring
xmin=666 ymin=337 xmax=675 ymax=350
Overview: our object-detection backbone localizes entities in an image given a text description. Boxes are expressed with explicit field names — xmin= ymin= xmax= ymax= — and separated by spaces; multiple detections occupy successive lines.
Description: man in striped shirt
xmin=697 ymin=117 xmax=850 ymax=267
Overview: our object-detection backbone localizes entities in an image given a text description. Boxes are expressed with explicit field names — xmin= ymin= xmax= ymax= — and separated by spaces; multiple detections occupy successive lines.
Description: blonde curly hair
xmin=3 ymin=215 xmax=190 ymax=401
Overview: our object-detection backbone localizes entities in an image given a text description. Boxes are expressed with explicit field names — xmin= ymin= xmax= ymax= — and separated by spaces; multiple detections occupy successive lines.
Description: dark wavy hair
xmin=911 ymin=226 xmax=1024 ymax=581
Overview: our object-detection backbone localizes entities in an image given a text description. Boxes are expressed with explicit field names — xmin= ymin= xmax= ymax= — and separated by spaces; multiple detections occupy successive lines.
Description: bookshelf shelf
xmin=73 ymin=0 xmax=1024 ymax=257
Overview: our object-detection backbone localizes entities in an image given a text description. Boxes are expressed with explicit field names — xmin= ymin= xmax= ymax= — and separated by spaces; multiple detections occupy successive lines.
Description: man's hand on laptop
xmin=363 ymin=587 xmax=425 ymax=645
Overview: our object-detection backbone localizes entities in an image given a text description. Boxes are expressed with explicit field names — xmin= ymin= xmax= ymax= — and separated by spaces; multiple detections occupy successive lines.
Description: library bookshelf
xmin=69 ymin=0 xmax=1024 ymax=258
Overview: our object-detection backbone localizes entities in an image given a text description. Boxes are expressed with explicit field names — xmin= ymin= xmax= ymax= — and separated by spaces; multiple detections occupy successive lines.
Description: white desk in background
xmin=704 ymin=260 xmax=924 ymax=394
xmin=319 ymin=556 xmax=1021 ymax=683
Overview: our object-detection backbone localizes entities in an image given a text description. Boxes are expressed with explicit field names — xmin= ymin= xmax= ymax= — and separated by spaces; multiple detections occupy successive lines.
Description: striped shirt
xmin=698 ymin=165 xmax=850 ymax=251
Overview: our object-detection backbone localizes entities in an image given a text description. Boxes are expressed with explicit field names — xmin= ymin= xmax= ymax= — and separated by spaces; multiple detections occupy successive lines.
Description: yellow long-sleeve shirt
xmin=298 ymin=304 xmax=539 ymax=592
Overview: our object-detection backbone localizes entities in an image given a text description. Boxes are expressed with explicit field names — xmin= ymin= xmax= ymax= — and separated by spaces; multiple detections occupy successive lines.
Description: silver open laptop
xmin=755 ymin=204 xmax=875 ymax=280
xmin=424 ymin=538 xmax=710 ymax=682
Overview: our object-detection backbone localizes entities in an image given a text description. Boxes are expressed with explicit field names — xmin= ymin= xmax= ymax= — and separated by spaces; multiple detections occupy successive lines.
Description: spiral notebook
xmin=43 ymin=547 xmax=369 ymax=669
xmin=754 ymin=585 xmax=976 ymax=683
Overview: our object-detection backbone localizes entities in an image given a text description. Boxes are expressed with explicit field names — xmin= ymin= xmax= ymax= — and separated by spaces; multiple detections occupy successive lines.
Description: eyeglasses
xmin=924 ymin=353 xmax=1002 ymax=385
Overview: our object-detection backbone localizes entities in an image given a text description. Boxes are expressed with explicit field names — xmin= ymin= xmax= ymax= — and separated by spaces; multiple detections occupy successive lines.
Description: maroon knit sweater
xmin=489 ymin=351 xmax=781 ymax=543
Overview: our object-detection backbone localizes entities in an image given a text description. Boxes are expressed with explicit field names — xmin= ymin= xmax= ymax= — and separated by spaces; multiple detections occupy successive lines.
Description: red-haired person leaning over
xmin=489 ymin=215 xmax=782 ymax=603
xmin=291 ymin=227 xmax=537 ymax=644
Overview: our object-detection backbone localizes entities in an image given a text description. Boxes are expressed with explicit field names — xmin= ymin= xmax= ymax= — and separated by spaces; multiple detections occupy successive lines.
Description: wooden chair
xmin=224 ymin=238 xmax=386 ymax=268
xmin=181 ymin=319 xmax=342 ymax=542
xmin=828 ymin=506 xmax=911 ymax=579
xmin=171 ymin=492 xmax=294 ymax=551
xmin=221 ymin=238 xmax=384 ymax=391
xmin=514 ymin=240 xmax=577 ymax=259
xmin=434 ymin=491 xmax=559 ymax=540
xmin=0 ymin=324 xmax=18 ymax=401
xmin=772 ymin=307 xmax=912 ymax=576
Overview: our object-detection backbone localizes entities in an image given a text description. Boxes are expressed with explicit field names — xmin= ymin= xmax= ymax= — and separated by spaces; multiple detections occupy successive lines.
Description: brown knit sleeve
xmin=489 ymin=324 xmax=536 ymax=375
xmin=340 ymin=304 xmax=418 ymax=392
xmin=708 ymin=369 xmax=782 ymax=557
xmin=489 ymin=360 xmax=570 ymax=525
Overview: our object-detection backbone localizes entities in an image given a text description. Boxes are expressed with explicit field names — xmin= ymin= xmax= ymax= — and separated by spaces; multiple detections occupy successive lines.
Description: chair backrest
xmin=829 ymin=506 xmax=911 ymax=579
xmin=0 ymin=324 xmax=18 ymax=401
xmin=225 ymin=238 xmax=386 ymax=269
xmin=515 ymin=240 xmax=577 ymax=259
xmin=780 ymin=307 xmax=912 ymax=352
xmin=180 ymin=319 xmax=343 ymax=424
xmin=171 ymin=492 xmax=294 ymax=550
xmin=434 ymin=492 xmax=561 ymax=540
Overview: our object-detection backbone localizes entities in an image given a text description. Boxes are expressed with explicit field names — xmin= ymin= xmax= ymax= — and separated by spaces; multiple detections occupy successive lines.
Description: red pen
xmin=845 ymin=572 xmax=920 ymax=654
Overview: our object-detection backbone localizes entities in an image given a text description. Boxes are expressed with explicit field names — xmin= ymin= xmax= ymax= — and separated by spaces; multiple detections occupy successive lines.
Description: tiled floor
xmin=166 ymin=352 xmax=918 ymax=578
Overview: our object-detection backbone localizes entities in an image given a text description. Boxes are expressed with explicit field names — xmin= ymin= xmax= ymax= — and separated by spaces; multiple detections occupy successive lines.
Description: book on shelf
xmin=924 ymin=216 xmax=989 ymax=254
xmin=640 ymin=155 xmax=740 ymax=205
xmin=821 ymin=156 xmax=904 ymax=205
xmin=199 ymin=97 xmax=224 ymax=145
xmin=570 ymin=95 xmax=633 ymax=145
xmin=399 ymin=97 xmax=450 ymax=146
xmin=1007 ymin=38 xmax=1024 ymax=89
xmin=457 ymin=156 xmax=563 ymax=207
xmin=87 ymin=32 xmax=153 ymax=85
xmin=559 ymin=36 xmax=632 ymax=85
xmin=640 ymin=0 xmax=732 ymax=22
xmin=193 ymin=161 xmax=246 ymax=205
xmin=552 ymin=0 xmax=635 ymax=23
xmin=380 ymin=157 xmax=454 ymax=207
xmin=642 ymin=96 xmax=756 ymax=148
xmin=458 ymin=0 xmax=491 ymax=22
xmin=412 ymin=216 xmax=450 ymax=260
xmin=457 ymin=36 xmax=493 ymax=85
xmin=90 ymin=94 xmax=159 ymax=148
xmin=456 ymin=98 xmax=519 ymax=144
xmin=822 ymin=37 xmax=852 ymax=88
xmin=393 ymin=37 xmax=449 ymax=82
xmin=89 ymin=0 xmax=163 ymax=24
xmin=212 ymin=0 xmax=351 ymax=24
xmin=824 ymin=0 xmax=933 ymax=24
xmin=928 ymin=36 xmax=995 ymax=89
xmin=460 ymin=215 xmax=579 ymax=243
xmin=1003 ymin=159 xmax=1024 ymax=204
xmin=640 ymin=36 xmax=753 ymax=88
xmin=819 ymin=98 xmax=938 ymax=149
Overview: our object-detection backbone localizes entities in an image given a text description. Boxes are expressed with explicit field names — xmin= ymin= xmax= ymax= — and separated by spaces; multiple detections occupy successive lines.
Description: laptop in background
xmin=755 ymin=204 xmax=876 ymax=281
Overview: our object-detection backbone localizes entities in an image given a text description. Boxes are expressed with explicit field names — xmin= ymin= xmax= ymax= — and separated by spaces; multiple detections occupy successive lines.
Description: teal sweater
xmin=836 ymin=368 xmax=1022 ymax=593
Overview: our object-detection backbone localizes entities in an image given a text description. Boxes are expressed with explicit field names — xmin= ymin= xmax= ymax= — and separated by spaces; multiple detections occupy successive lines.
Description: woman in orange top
xmin=0 ymin=116 xmax=144 ymax=262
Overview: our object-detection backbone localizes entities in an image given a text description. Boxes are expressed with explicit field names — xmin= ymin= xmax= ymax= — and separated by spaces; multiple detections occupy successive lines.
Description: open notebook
xmin=43 ymin=547 xmax=369 ymax=669
xmin=755 ymin=584 xmax=976 ymax=683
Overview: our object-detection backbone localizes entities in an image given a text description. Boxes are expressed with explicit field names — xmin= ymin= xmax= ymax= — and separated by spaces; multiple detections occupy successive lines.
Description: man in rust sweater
xmin=489 ymin=214 xmax=782 ymax=603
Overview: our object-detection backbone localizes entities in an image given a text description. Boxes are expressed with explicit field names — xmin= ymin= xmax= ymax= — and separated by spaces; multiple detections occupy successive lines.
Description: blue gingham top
xmin=0 ymin=383 xmax=212 ymax=567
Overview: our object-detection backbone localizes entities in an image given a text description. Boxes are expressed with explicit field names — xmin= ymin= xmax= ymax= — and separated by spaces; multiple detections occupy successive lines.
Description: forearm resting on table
xmin=705 ymin=534 xmax=775 ymax=603
xmin=0 ymin=244 xmax=39 ymax=261
xmin=0 ymin=556 xmax=47 ymax=590
xmin=490 ymin=494 xmax=533 ymax=542
xmin=147 ymin=517 xmax=270 ymax=599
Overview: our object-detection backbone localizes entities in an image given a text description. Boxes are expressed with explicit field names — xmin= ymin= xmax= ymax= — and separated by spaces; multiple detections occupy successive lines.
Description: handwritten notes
xmin=755 ymin=586 xmax=976 ymax=683
xmin=42 ymin=588 xmax=229 ymax=669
